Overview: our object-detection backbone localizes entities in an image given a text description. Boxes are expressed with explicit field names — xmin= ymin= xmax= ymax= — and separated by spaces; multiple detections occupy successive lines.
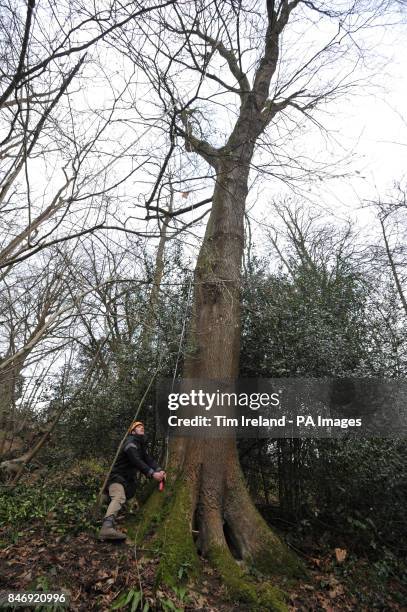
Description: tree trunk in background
xmin=139 ymin=209 xmax=170 ymax=357
xmin=0 ymin=360 xmax=24 ymax=459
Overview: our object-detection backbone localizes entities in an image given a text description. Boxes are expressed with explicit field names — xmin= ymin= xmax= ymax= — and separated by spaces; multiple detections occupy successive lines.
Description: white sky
xmin=15 ymin=4 xmax=407 ymax=252
xmin=240 ymin=15 xmax=407 ymax=249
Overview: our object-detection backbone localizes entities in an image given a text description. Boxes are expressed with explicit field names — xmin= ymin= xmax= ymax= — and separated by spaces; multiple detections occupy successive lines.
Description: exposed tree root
xmin=128 ymin=488 xmax=164 ymax=545
xmin=125 ymin=466 xmax=305 ymax=611
xmin=223 ymin=463 xmax=305 ymax=578
xmin=155 ymin=477 xmax=200 ymax=586
xmin=208 ymin=544 xmax=287 ymax=612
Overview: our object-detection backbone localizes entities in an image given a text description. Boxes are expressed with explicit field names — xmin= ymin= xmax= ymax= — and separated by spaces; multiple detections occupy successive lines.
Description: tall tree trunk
xmin=177 ymin=153 xmax=253 ymax=553
xmin=151 ymin=151 xmax=302 ymax=608
xmin=170 ymin=153 xmax=286 ymax=548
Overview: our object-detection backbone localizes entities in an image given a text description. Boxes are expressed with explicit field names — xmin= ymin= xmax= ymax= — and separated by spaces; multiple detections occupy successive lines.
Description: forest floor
xmin=1 ymin=509 xmax=406 ymax=611
xmin=0 ymin=471 xmax=406 ymax=611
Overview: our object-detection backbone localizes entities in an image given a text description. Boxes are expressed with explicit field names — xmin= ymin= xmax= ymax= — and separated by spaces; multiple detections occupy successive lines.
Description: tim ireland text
xmin=168 ymin=415 xmax=363 ymax=428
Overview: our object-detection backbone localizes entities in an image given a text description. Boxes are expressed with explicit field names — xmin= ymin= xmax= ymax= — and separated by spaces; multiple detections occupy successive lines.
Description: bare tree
xmin=373 ymin=186 xmax=407 ymax=317
xmin=0 ymin=0 xmax=178 ymax=464
xmin=115 ymin=0 xmax=399 ymax=601
xmin=0 ymin=255 xmax=71 ymax=456
xmin=0 ymin=0 xmax=178 ymax=272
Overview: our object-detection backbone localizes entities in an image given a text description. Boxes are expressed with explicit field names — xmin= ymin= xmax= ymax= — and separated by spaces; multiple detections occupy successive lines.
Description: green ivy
xmin=0 ymin=483 xmax=98 ymax=537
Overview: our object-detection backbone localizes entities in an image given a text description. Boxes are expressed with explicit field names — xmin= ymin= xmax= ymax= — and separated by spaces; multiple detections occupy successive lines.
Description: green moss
xmin=252 ymin=538 xmax=306 ymax=580
xmin=257 ymin=583 xmax=289 ymax=612
xmin=208 ymin=545 xmax=288 ymax=612
xmin=124 ymin=474 xmax=302 ymax=611
xmin=246 ymin=504 xmax=306 ymax=579
xmin=124 ymin=477 xmax=199 ymax=586
xmin=209 ymin=545 xmax=256 ymax=602
xmin=125 ymin=489 xmax=163 ymax=543
xmin=155 ymin=480 xmax=199 ymax=587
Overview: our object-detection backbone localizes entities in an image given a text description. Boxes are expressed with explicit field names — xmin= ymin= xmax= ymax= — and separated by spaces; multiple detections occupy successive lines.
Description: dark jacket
xmin=107 ymin=433 xmax=161 ymax=499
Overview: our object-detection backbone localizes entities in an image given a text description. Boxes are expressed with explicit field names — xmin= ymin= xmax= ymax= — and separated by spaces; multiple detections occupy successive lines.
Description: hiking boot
xmin=98 ymin=516 xmax=126 ymax=541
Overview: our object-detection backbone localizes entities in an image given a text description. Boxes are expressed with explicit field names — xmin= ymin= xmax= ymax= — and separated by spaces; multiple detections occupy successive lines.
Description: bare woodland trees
xmin=1 ymin=0 xmax=175 ymax=256
xmin=0 ymin=0 xmax=175 ymax=461
xmin=0 ymin=0 xmax=175 ymax=266
xmin=364 ymin=186 xmax=407 ymax=375
xmin=374 ymin=185 xmax=407 ymax=318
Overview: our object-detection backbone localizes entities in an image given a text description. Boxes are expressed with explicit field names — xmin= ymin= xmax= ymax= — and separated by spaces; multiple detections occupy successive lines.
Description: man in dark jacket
xmin=99 ymin=421 xmax=165 ymax=541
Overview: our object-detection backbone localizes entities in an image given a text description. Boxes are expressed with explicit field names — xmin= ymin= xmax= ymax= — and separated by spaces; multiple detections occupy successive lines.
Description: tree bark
xmin=0 ymin=360 xmax=25 ymax=459
xmin=158 ymin=150 xmax=302 ymax=601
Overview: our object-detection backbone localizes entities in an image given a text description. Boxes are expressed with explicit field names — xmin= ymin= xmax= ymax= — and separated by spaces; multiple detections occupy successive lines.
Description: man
xmin=99 ymin=420 xmax=165 ymax=541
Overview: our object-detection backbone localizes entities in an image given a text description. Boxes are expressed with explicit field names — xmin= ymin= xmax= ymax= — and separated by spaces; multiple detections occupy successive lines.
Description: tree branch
xmin=146 ymin=197 xmax=212 ymax=220
xmin=193 ymin=28 xmax=251 ymax=98
xmin=177 ymin=111 xmax=220 ymax=169
xmin=252 ymin=0 xmax=301 ymax=109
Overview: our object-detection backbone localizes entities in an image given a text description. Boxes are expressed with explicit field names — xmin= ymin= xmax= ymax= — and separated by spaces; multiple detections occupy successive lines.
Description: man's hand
xmin=152 ymin=470 xmax=166 ymax=482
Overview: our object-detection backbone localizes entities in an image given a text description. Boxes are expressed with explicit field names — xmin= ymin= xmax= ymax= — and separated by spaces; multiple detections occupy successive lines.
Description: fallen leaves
xmin=1 ymin=525 xmax=405 ymax=612
xmin=20 ymin=570 xmax=32 ymax=584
